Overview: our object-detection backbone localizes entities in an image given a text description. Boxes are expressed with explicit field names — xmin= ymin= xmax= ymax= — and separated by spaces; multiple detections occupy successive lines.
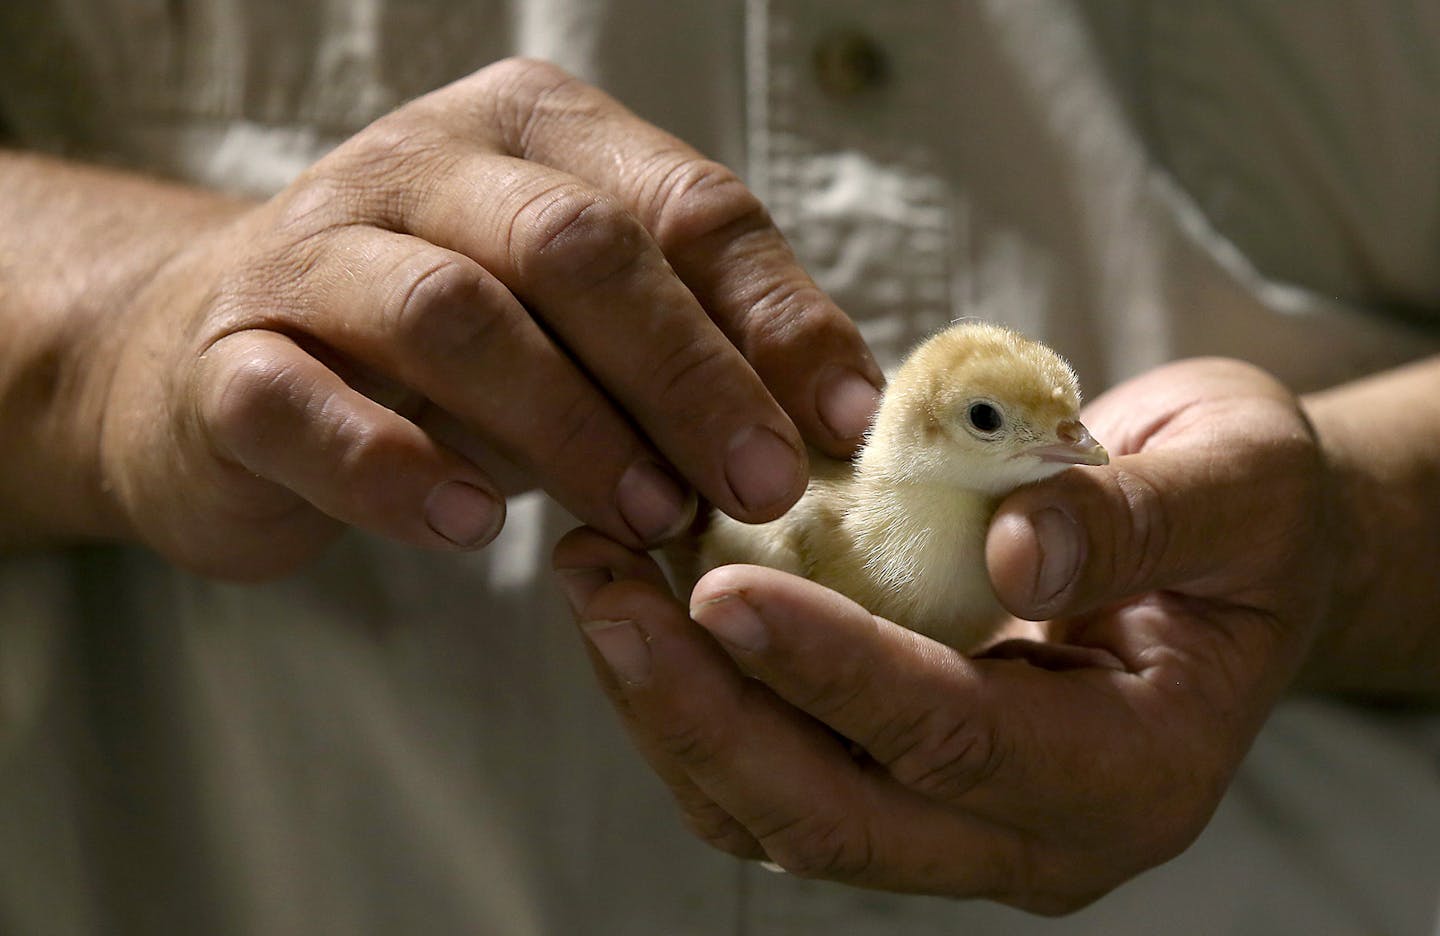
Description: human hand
xmin=91 ymin=59 xmax=880 ymax=579
xmin=553 ymin=358 xmax=1335 ymax=912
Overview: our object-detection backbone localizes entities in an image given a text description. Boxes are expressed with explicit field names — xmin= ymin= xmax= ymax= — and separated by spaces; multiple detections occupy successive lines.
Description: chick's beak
xmin=1027 ymin=418 xmax=1109 ymax=466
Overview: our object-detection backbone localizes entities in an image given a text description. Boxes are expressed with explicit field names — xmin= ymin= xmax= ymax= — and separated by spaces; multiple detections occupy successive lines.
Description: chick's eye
xmin=967 ymin=402 xmax=1003 ymax=434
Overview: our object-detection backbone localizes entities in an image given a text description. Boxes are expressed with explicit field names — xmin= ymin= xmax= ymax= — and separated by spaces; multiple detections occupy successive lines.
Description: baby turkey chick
xmin=699 ymin=321 xmax=1108 ymax=651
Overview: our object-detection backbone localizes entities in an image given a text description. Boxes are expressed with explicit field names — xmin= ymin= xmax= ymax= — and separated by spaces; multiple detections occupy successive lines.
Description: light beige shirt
xmin=1 ymin=2 xmax=1438 ymax=934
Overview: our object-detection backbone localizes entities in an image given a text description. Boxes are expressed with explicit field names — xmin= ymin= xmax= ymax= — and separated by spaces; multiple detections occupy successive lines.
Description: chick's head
xmin=867 ymin=321 xmax=1108 ymax=495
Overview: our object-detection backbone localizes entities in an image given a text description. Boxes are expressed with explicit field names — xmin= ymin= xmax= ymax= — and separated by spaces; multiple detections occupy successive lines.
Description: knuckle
xmin=653 ymin=717 xmax=729 ymax=772
xmin=207 ymin=342 xmax=310 ymax=446
xmin=384 ymin=254 xmax=505 ymax=364
xmin=322 ymin=422 xmax=429 ymax=529
xmin=476 ymin=56 xmax=574 ymax=105
xmin=320 ymin=408 xmax=383 ymax=477
xmin=646 ymin=157 xmax=768 ymax=251
xmin=648 ymin=338 xmax=737 ymax=411
xmin=206 ymin=340 xmax=403 ymax=484
xmin=513 ymin=186 xmax=653 ymax=288
xmin=234 ymin=243 xmax=328 ymax=323
xmin=317 ymin=113 xmax=458 ymax=224
xmin=1106 ymin=467 xmax=1171 ymax=593
xmin=760 ymin=812 xmax=874 ymax=881
xmin=203 ymin=274 xmax=268 ymax=338
xmin=271 ymin=173 xmax=354 ymax=239
xmin=353 ymin=111 xmax=452 ymax=174
xmin=186 ymin=235 xmax=311 ymax=339
xmin=786 ymin=649 xmax=872 ymax=725
xmin=739 ymin=278 xmax=841 ymax=358
xmin=880 ymin=702 xmax=1004 ymax=801
xmin=312 ymin=402 xmax=417 ymax=502
xmin=533 ymin=386 xmax=619 ymax=468
xmin=476 ymin=57 xmax=595 ymax=155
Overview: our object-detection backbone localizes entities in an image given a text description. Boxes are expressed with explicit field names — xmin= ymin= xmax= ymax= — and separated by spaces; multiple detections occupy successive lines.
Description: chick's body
xmin=701 ymin=322 xmax=1108 ymax=651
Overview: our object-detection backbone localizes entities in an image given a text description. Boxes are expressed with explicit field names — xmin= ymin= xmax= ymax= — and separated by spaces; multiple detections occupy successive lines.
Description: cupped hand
xmin=95 ymin=58 xmax=881 ymax=579
xmin=552 ymin=357 xmax=1338 ymax=913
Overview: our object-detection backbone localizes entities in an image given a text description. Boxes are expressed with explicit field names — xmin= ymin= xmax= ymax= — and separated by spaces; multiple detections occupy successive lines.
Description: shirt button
xmin=812 ymin=30 xmax=888 ymax=97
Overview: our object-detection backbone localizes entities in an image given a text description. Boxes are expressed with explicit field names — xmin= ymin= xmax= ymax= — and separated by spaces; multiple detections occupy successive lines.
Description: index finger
xmin=449 ymin=59 xmax=886 ymax=455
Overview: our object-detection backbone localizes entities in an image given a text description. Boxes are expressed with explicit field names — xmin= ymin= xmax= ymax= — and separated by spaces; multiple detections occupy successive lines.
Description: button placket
xmin=745 ymin=0 xmax=956 ymax=369
xmin=811 ymin=28 xmax=887 ymax=97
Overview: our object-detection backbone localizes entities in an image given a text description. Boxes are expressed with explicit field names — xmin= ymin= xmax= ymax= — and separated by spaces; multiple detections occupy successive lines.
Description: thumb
xmin=985 ymin=446 xmax=1300 ymax=620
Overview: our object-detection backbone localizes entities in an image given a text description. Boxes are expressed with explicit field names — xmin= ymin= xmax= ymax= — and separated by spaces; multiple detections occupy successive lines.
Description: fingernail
xmin=581 ymin=618 xmax=652 ymax=685
xmin=554 ymin=567 xmax=613 ymax=617
xmin=425 ymin=481 xmax=503 ymax=547
xmin=724 ymin=425 xmax=803 ymax=513
xmin=1029 ymin=507 xmax=1081 ymax=610
xmin=817 ymin=367 xmax=882 ymax=442
xmin=690 ymin=592 xmax=767 ymax=653
xmin=616 ymin=460 xmax=695 ymax=544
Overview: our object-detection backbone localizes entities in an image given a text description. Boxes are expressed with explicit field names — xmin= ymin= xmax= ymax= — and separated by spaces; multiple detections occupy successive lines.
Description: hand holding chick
xmin=700 ymin=321 xmax=1107 ymax=649
xmin=556 ymin=356 xmax=1335 ymax=910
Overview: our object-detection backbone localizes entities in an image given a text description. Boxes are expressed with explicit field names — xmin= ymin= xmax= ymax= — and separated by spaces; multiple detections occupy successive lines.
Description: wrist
xmin=87 ymin=203 xmax=254 ymax=545
xmin=1298 ymin=391 xmax=1379 ymax=644
xmin=0 ymin=152 xmax=251 ymax=548
xmin=1295 ymin=363 xmax=1440 ymax=696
